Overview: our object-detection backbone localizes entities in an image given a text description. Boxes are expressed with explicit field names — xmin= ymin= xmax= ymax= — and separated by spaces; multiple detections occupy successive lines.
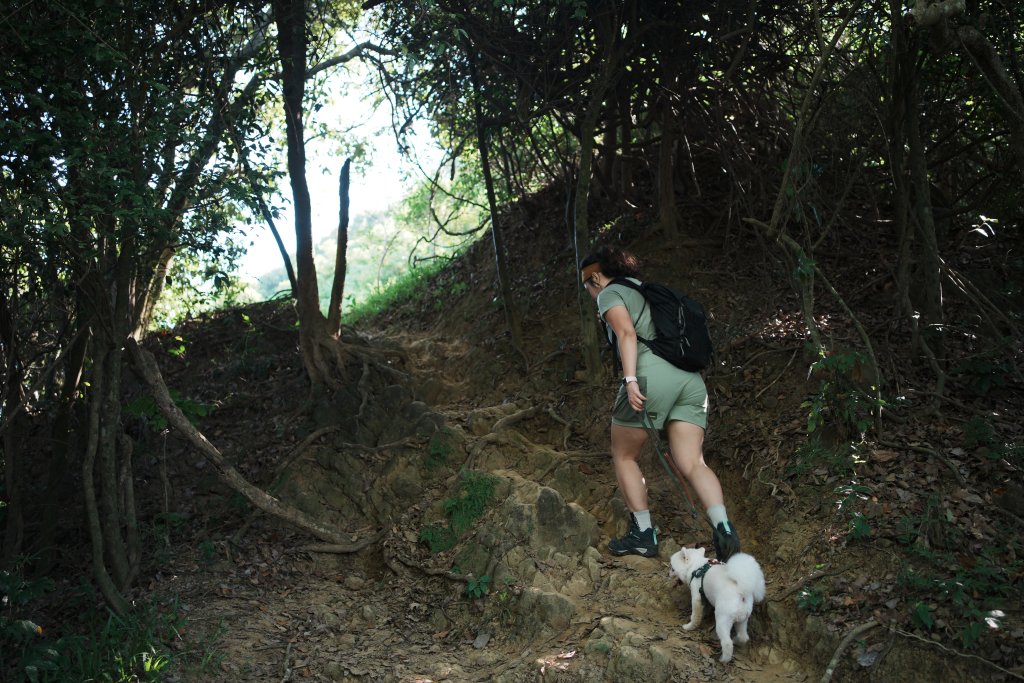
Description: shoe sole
xmin=609 ymin=546 xmax=659 ymax=557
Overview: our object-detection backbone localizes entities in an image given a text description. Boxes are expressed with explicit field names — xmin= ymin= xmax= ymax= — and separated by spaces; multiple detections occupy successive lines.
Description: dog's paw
xmin=735 ymin=633 xmax=750 ymax=644
xmin=682 ymin=622 xmax=697 ymax=631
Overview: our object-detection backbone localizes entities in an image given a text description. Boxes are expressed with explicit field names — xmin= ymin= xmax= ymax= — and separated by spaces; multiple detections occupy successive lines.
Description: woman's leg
xmin=664 ymin=420 xmax=722 ymax=508
xmin=610 ymin=423 xmax=649 ymax=511
xmin=666 ymin=419 xmax=741 ymax=559
xmin=608 ymin=423 xmax=659 ymax=556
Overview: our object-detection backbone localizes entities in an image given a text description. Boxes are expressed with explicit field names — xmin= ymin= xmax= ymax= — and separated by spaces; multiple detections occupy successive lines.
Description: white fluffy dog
xmin=668 ymin=547 xmax=766 ymax=663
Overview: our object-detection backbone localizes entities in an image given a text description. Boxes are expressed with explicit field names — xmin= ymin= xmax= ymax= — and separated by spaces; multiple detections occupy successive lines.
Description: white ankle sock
xmin=633 ymin=509 xmax=652 ymax=531
xmin=706 ymin=504 xmax=729 ymax=528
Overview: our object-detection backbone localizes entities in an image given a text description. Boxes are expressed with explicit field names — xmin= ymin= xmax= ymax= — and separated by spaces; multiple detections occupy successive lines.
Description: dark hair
xmin=580 ymin=245 xmax=642 ymax=279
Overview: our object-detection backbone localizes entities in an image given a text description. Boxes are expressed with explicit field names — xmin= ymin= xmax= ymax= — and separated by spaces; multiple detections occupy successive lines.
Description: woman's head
xmin=580 ymin=246 xmax=642 ymax=299
xmin=580 ymin=245 xmax=642 ymax=283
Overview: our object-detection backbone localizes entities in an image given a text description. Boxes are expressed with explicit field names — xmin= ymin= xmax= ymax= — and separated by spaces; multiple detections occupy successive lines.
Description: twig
xmin=280 ymin=641 xmax=293 ymax=683
xmin=820 ymin=619 xmax=879 ymax=683
xmin=754 ymin=346 xmax=800 ymax=400
xmin=891 ymin=627 xmax=1024 ymax=681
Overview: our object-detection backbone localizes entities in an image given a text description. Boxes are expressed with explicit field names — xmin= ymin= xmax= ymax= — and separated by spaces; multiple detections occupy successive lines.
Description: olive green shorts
xmin=611 ymin=369 xmax=709 ymax=430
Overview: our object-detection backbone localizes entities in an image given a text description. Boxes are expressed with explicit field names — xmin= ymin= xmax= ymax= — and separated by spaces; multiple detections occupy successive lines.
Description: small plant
xmin=962 ymin=417 xmax=1023 ymax=469
xmin=963 ymin=416 xmax=997 ymax=449
xmin=419 ymin=470 xmax=498 ymax=554
xmin=896 ymin=528 xmax=1021 ymax=651
xmin=465 ymin=575 xmax=490 ymax=598
xmin=490 ymin=576 xmax=520 ymax=623
xmin=167 ymin=335 xmax=187 ymax=358
xmin=835 ymin=482 xmax=873 ymax=541
xmin=126 ymin=390 xmax=212 ymax=432
xmin=955 ymin=356 xmax=1008 ymax=396
xmin=911 ymin=601 xmax=934 ymax=630
xmin=2 ymin=569 xmax=184 ymax=683
xmin=802 ymin=349 xmax=884 ymax=440
xmin=1 ymin=565 xmax=58 ymax=682
xmin=797 ymin=586 xmax=824 ymax=612
xmin=785 ymin=439 xmax=856 ymax=479
xmin=198 ymin=538 xmax=218 ymax=566
xmin=425 ymin=430 xmax=455 ymax=471
xmin=848 ymin=512 xmax=871 ymax=540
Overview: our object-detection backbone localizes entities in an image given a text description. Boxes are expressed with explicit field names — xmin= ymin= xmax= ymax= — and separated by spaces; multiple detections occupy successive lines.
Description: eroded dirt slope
xmin=142 ymin=199 xmax=1020 ymax=683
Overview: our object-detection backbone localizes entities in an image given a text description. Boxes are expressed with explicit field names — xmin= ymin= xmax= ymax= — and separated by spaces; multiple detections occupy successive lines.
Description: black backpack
xmin=603 ymin=278 xmax=712 ymax=373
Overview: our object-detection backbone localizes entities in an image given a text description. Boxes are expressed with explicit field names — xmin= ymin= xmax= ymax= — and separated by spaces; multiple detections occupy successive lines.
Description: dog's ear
xmin=695 ymin=547 xmax=706 ymax=560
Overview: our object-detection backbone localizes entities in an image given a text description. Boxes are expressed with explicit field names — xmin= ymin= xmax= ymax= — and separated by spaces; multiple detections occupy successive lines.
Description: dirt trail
xmin=160 ymin=314 xmax=818 ymax=683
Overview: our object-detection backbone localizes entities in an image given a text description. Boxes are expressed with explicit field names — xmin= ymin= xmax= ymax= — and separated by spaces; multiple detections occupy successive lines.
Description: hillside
xmin=96 ymin=186 xmax=1024 ymax=683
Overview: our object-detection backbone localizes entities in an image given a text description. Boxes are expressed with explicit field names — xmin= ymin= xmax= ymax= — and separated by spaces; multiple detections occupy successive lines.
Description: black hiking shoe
xmin=608 ymin=515 xmax=659 ymax=557
xmin=713 ymin=521 xmax=741 ymax=562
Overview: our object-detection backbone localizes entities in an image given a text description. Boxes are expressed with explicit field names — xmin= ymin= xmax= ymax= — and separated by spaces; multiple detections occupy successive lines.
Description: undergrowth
xmin=896 ymin=512 xmax=1022 ymax=650
xmin=1 ymin=565 xmax=220 ymax=682
xmin=344 ymin=257 xmax=457 ymax=325
xmin=419 ymin=470 xmax=498 ymax=554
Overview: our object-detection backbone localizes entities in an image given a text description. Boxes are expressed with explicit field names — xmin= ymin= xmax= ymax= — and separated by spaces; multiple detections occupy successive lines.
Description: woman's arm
xmin=604 ymin=304 xmax=647 ymax=411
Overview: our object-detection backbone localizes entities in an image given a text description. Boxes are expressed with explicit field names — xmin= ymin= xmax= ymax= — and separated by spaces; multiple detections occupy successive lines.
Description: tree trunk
xmin=956 ymin=26 xmax=1024 ymax=171
xmin=0 ymin=286 xmax=24 ymax=564
xmin=469 ymin=52 xmax=525 ymax=360
xmin=96 ymin=343 xmax=130 ymax=589
xmin=34 ymin=320 xmax=91 ymax=572
xmin=574 ymin=94 xmax=607 ymax=383
xmin=273 ymin=0 xmax=338 ymax=389
xmin=1 ymin=391 xmax=24 ymax=565
xmin=906 ymin=64 xmax=946 ymax=369
xmin=326 ymin=158 xmax=351 ymax=333
xmin=657 ymin=103 xmax=680 ymax=238
xmin=617 ymin=90 xmax=634 ymax=199
xmin=81 ymin=349 xmax=130 ymax=615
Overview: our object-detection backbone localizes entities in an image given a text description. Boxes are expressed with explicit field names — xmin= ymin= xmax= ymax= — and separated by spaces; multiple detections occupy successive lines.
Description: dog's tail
xmin=725 ymin=553 xmax=766 ymax=602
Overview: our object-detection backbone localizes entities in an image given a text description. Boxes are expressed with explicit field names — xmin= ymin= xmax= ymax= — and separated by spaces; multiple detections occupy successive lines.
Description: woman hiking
xmin=580 ymin=245 xmax=740 ymax=561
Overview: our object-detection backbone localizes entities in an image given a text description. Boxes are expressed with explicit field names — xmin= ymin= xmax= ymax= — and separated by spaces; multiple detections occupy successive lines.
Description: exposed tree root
xmin=890 ymin=626 xmax=1024 ymax=681
xmin=301 ymin=527 xmax=387 ymax=554
xmin=819 ymin=619 xmax=879 ymax=683
xmin=492 ymin=405 xmax=541 ymax=431
xmin=545 ymin=407 xmax=573 ymax=449
xmin=383 ymin=541 xmax=473 ymax=585
xmin=129 ymin=338 xmax=359 ymax=546
xmin=770 ymin=565 xmax=853 ymax=603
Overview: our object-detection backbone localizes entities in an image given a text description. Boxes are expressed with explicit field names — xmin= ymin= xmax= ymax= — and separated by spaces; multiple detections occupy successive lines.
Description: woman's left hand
xmin=626 ymin=380 xmax=646 ymax=412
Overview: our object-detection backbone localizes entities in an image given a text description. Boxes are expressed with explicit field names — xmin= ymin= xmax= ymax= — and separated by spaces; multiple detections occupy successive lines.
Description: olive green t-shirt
xmin=596 ymin=278 xmax=656 ymax=351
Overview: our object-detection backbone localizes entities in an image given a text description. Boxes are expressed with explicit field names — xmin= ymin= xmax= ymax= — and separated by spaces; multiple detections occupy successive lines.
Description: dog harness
xmin=690 ymin=560 xmax=720 ymax=602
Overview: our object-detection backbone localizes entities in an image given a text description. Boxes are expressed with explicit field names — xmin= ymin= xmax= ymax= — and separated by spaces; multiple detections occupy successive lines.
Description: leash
xmin=639 ymin=405 xmax=713 ymax=535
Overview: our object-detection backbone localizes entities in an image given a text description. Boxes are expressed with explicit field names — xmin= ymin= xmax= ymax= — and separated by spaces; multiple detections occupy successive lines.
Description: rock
xmin=515 ymin=588 xmax=575 ymax=631
xmin=995 ymin=484 xmax=1024 ymax=517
